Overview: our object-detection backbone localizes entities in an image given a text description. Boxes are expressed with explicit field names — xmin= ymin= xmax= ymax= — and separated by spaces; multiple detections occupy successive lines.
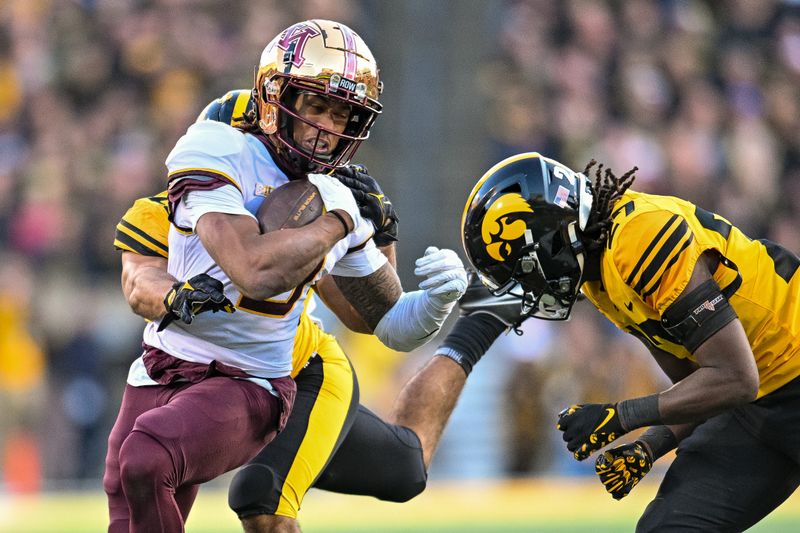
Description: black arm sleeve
xmin=661 ymin=278 xmax=738 ymax=353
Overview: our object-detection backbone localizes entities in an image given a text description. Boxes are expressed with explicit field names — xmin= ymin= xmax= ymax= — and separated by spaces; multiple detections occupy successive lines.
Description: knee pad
xmin=228 ymin=463 xmax=282 ymax=518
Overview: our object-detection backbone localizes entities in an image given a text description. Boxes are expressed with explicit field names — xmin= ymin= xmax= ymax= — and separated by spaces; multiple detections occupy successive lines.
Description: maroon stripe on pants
xmin=104 ymin=376 xmax=295 ymax=533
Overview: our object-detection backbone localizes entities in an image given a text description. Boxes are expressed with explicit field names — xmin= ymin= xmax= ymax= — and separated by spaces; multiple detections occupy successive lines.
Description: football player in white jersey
xmin=112 ymin=88 xmax=523 ymax=533
xmin=104 ymin=20 xmax=468 ymax=533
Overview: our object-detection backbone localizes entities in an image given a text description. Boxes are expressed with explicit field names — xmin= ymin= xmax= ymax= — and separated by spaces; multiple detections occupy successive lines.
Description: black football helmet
xmin=461 ymin=153 xmax=593 ymax=320
xmin=196 ymin=89 xmax=254 ymax=128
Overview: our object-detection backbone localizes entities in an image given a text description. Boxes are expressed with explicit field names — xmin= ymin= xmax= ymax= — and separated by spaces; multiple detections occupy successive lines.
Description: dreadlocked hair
xmin=582 ymin=159 xmax=638 ymax=253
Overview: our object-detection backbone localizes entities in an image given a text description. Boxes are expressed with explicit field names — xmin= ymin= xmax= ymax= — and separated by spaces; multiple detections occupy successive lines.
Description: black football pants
xmin=637 ymin=376 xmax=800 ymax=532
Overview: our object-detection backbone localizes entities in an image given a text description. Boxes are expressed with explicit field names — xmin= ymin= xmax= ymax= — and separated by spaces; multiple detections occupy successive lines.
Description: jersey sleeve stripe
xmin=632 ymin=219 xmax=691 ymax=296
xmin=118 ymin=219 xmax=169 ymax=254
xmin=114 ymin=228 xmax=165 ymax=257
xmin=625 ymin=214 xmax=679 ymax=287
xmin=167 ymin=170 xmax=241 ymax=226
xmin=640 ymin=233 xmax=694 ymax=298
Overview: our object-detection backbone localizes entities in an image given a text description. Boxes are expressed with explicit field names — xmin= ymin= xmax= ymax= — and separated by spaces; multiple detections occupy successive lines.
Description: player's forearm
xmin=315 ymin=275 xmax=372 ymax=334
xmin=378 ymin=242 xmax=397 ymax=269
xmin=657 ymin=365 xmax=757 ymax=424
xmin=198 ymin=212 xmax=347 ymax=300
xmin=121 ymin=253 xmax=175 ymax=321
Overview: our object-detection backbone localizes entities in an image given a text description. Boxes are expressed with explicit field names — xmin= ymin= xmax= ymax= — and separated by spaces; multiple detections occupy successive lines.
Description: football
xmin=256 ymin=178 xmax=324 ymax=233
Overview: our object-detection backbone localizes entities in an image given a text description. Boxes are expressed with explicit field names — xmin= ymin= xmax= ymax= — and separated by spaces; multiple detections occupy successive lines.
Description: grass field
xmin=2 ymin=478 xmax=799 ymax=532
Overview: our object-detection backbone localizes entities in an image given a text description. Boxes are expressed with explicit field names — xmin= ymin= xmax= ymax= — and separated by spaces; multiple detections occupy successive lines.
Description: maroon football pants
xmin=103 ymin=377 xmax=290 ymax=533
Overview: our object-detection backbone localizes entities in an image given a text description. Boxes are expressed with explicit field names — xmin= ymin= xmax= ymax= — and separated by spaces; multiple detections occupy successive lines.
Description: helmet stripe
xmin=338 ymin=24 xmax=358 ymax=80
xmin=231 ymin=90 xmax=251 ymax=124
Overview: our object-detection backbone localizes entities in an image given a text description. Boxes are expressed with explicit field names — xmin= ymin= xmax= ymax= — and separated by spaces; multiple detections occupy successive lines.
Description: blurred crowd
xmin=0 ymin=0 xmax=799 ymax=490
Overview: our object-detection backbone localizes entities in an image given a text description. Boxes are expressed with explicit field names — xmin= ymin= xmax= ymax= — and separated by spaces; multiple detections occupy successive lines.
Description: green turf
xmin=1 ymin=479 xmax=798 ymax=532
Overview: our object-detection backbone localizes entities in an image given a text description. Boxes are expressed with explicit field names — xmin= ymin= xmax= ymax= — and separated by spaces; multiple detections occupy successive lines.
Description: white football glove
xmin=414 ymin=246 xmax=468 ymax=307
xmin=307 ymin=173 xmax=360 ymax=232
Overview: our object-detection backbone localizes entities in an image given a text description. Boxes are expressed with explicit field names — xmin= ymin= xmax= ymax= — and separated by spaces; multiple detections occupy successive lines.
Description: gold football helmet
xmin=254 ymin=19 xmax=382 ymax=175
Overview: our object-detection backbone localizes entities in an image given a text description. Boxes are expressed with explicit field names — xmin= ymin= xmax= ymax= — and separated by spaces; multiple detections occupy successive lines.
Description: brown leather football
xmin=256 ymin=179 xmax=323 ymax=233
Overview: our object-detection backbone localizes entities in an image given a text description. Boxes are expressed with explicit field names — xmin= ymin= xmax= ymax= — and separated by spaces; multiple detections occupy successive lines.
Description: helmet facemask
xmin=267 ymin=80 xmax=379 ymax=173
xmin=513 ymin=219 xmax=585 ymax=320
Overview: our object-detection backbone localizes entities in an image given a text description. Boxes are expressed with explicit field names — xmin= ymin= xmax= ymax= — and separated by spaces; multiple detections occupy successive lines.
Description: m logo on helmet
xmin=481 ymin=193 xmax=533 ymax=262
xmin=277 ymin=23 xmax=320 ymax=69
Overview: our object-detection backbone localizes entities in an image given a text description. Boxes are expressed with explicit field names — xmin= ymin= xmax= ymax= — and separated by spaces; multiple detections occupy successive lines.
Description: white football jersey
xmin=129 ymin=121 xmax=386 ymax=385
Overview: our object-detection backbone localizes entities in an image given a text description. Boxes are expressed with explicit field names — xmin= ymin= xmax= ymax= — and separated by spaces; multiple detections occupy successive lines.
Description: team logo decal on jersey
xmin=278 ymin=23 xmax=321 ymax=69
xmin=255 ymin=183 xmax=274 ymax=197
xmin=481 ymin=193 xmax=533 ymax=262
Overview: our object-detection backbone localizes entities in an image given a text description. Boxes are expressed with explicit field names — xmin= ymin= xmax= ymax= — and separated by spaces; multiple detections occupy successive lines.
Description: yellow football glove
xmin=595 ymin=441 xmax=653 ymax=500
xmin=556 ymin=403 xmax=627 ymax=461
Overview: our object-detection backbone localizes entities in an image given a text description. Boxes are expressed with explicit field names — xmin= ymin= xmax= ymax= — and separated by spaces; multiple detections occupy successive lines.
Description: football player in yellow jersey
xmin=462 ymin=152 xmax=800 ymax=532
xmin=112 ymin=89 xmax=523 ymax=533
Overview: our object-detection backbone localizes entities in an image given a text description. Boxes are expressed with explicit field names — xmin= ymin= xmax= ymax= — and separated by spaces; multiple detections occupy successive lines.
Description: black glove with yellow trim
xmin=556 ymin=403 xmax=628 ymax=461
xmin=333 ymin=164 xmax=398 ymax=246
xmin=595 ymin=441 xmax=653 ymax=500
xmin=158 ymin=273 xmax=235 ymax=331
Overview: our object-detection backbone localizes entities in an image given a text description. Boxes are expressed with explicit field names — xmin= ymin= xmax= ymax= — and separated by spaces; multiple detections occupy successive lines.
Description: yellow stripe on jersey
xmin=582 ymin=190 xmax=800 ymax=398
xmin=114 ymin=193 xmax=170 ymax=257
xmin=290 ymin=295 xmax=323 ymax=378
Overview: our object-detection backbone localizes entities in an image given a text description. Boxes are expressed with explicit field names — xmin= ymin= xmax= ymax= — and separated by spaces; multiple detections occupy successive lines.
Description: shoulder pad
xmin=197 ymin=90 xmax=253 ymax=127
xmin=167 ymin=121 xmax=247 ymax=162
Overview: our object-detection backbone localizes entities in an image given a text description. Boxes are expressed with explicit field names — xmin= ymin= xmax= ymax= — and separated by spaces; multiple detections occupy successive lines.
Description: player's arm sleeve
xmin=172 ymin=185 xmax=255 ymax=232
xmin=114 ymin=195 xmax=170 ymax=258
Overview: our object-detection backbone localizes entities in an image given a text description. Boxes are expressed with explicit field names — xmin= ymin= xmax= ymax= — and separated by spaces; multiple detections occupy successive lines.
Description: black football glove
xmin=595 ymin=441 xmax=653 ymax=500
xmin=556 ymin=403 xmax=627 ymax=461
xmin=458 ymin=270 xmax=529 ymax=330
xmin=333 ymin=164 xmax=399 ymax=246
xmin=158 ymin=273 xmax=235 ymax=331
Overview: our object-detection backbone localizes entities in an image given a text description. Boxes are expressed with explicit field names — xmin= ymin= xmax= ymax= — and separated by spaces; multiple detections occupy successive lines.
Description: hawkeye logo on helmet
xmin=481 ymin=193 xmax=533 ymax=262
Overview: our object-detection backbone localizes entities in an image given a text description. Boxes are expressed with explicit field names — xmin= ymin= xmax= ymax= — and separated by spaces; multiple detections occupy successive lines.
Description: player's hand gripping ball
xmin=333 ymin=164 xmax=399 ymax=246
xmin=595 ymin=441 xmax=653 ymax=500
xmin=556 ymin=403 xmax=628 ymax=461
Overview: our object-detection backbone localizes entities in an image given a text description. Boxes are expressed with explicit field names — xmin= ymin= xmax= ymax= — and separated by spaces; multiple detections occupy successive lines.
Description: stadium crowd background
xmin=1 ymin=0 xmax=799 ymax=494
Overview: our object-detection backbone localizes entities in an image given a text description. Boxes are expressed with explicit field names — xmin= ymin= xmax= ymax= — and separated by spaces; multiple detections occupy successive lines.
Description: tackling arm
xmin=121 ymin=252 xmax=175 ymax=321
xmin=332 ymin=247 xmax=467 ymax=352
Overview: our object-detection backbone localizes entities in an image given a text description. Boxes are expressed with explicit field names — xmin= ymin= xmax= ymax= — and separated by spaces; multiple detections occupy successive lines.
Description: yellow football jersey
xmin=114 ymin=193 xmax=170 ymax=258
xmin=114 ymin=192 xmax=321 ymax=378
xmin=582 ymin=190 xmax=800 ymax=398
